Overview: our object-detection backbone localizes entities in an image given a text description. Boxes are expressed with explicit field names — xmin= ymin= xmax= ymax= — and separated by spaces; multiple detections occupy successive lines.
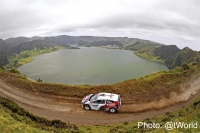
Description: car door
xmin=90 ymin=100 xmax=99 ymax=110
xmin=97 ymin=100 xmax=106 ymax=110
xmin=90 ymin=100 xmax=106 ymax=110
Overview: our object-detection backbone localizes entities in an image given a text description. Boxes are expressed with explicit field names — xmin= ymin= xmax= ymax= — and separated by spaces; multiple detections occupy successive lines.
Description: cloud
xmin=0 ymin=0 xmax=199 ymax=50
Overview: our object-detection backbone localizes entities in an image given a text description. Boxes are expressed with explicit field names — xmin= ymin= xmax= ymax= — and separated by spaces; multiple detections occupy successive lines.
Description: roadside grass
xmin=0 ymin=107 xmax=48 ymax=133
xmin=0 ymin=97 xmax=80 ymax=133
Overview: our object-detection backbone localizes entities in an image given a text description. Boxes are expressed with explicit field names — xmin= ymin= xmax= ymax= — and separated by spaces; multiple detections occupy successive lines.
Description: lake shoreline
xmin=18 ymin=47 xmax=168 ymax=85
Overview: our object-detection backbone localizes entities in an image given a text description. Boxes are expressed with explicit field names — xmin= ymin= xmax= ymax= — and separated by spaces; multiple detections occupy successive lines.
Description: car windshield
xmin=89 ymin=94 xmax=97 ymax=101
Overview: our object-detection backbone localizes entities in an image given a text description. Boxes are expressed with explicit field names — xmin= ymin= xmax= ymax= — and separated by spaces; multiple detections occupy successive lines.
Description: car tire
xmin=99 ymin=106 xmax=105 ymax=111
xmin=109 ymin=108 xmax=117 ymax=113
xmin=84 ymin=105 xmax=91 ymax=110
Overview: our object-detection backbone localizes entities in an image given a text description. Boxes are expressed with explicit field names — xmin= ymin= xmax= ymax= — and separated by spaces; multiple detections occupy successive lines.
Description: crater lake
xmin=18 ymin=47 xmax=168 ymax=85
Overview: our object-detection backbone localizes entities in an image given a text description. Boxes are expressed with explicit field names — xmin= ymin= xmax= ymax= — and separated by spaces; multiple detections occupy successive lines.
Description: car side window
xmin=91 ymin=100 xmax=97 ymax=103
xmin=96 ymin=100 xmax=105 ymax=104
xmin=90 ymin=94 xmax=97 ymax=101
xmin=106 ymin=100 xmax=114 ymax=104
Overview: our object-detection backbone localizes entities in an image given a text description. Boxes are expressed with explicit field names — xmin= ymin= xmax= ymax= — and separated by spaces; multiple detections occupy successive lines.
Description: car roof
xmin=96 ymin=92 xmax=119 ymax=101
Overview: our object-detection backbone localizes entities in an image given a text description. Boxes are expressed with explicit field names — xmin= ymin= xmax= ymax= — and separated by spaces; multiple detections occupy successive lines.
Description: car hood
xmin=81 ymin=94 xmax=93 ymax=104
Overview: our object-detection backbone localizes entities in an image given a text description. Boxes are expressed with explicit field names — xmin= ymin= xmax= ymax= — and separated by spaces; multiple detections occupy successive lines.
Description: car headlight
xmin=81 ymin=100 xmax=86 ymax=104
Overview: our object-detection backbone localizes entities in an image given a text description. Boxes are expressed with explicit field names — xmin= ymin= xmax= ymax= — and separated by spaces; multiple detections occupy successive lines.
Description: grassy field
xmin=4 ymin=46 xmax=64 ymax=69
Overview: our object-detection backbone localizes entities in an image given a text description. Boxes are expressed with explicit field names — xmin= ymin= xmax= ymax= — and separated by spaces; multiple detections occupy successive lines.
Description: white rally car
xmin=81 ymin=92 xmax=121 ymax=113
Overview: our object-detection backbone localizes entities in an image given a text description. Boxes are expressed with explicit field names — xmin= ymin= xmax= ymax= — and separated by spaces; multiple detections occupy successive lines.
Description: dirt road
xmin=0 ymin=78 xmax=200 ymax=125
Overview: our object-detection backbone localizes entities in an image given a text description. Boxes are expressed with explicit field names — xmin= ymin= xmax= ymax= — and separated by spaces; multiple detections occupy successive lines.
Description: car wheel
xmin=84 ymin=105 xmax=91 ymax=110
xmin=109 ymin=108 xmax=117 ymax=113
xmin=99 ymin=106 xmax=105 ymax=111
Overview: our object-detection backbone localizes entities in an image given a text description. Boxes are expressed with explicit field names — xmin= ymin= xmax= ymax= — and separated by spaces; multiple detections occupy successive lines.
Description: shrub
xmin=36 ymin=78 xmax=42 ymax=82
xmin=10 ymin=68 xmax=21 ymax=74
xmin=123 ymin=121 xmax=128 ymax=125
xmin=182 ymin=63 xmax=189 ymax=70
xmin=0 ymin=65 xmax=5 ymax=70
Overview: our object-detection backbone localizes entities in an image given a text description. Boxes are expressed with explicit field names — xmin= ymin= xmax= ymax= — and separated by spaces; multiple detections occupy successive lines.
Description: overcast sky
xmin=0 ymin=0 xmax=199 ymax=50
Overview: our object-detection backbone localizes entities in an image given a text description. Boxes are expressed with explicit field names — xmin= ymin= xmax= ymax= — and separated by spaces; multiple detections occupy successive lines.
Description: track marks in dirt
xmin=120 ymin=76 xmax=200 ymax=112
xmin=0 ymin=77 xmax=200 ymax=125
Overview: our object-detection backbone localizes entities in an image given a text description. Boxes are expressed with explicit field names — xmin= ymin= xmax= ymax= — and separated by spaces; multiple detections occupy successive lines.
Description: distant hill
xmin=165 ymin=47 xmax=200 ymax=69
xmin=154 ymin=45 xmax=181 ymax=60
xmin=44 ymin=35 xmax=125 ymax=47
xmin=125 ymin=40 xmax=163 ymax=51
xmin=4 ymin=35 xmax=161 ymax=48
xmin=1 ymin=35 xmax=200 ymax=69
xmin=0 ymin=39 xmax=61 ymax=66
xmin=44 ymin=35 xmax=156 ymax=47
xmin=77 ymin=36 xmax=149 ymax=47
xmin=0 ymin=39 xmax=12 ymax=65
xmin=125 ymin=41 xmax=164 ymax=62
xmin=44 ymin=35 xmax=77 ymax=46
xmin=5 ymin=37 xmax=30 ymax=46
xmin=30 ymin=36 xmax=44 ymax=41
xmin=15 ymin=39 xmax=55 ymax=53
xmin=127 ymin=42 xmax=200 ymax=69
xmin=88 ymin=40 xmax=122 ymax=47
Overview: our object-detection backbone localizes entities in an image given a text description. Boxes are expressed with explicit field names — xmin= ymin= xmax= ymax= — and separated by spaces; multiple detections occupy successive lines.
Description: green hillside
xmin=5 ymin=37 xmax=30 ymax=46
xmin=125 ymin=42 xmax=200 ymax=70
xmin=154 ymin=45 xmax=180 ymax=60
xmin=165 ymin=47 xmax=200 ymax=69
xmin=4 ymin=40 xmax=65 ymax=68
xmin=125 ymin=41 xmax=164 ymax=62
xmin=0 ymin=39 xmax=65 ymax=68
xmin=0 ymin=39 xmax=12 ymax=65
xmin=5 ymin=45 xmax=63 ymax=68
xmin=125 ymin=41 xmax=162 ymax=51
xmin=0 ymin=97 xmax=79 ymax=133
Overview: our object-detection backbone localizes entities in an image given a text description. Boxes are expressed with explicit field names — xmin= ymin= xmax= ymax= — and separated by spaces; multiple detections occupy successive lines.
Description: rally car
xmin=81 ymin=92 xmax=121 ymax=113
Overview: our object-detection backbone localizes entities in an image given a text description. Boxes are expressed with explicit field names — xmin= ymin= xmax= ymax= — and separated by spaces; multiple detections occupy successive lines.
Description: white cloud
xmin=0 ymin=0 xmax=199 ymax=50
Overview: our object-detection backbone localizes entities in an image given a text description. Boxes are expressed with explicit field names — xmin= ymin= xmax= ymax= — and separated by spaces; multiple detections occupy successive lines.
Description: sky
xmin=0 ymin=0 xmax=200 ymax=50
